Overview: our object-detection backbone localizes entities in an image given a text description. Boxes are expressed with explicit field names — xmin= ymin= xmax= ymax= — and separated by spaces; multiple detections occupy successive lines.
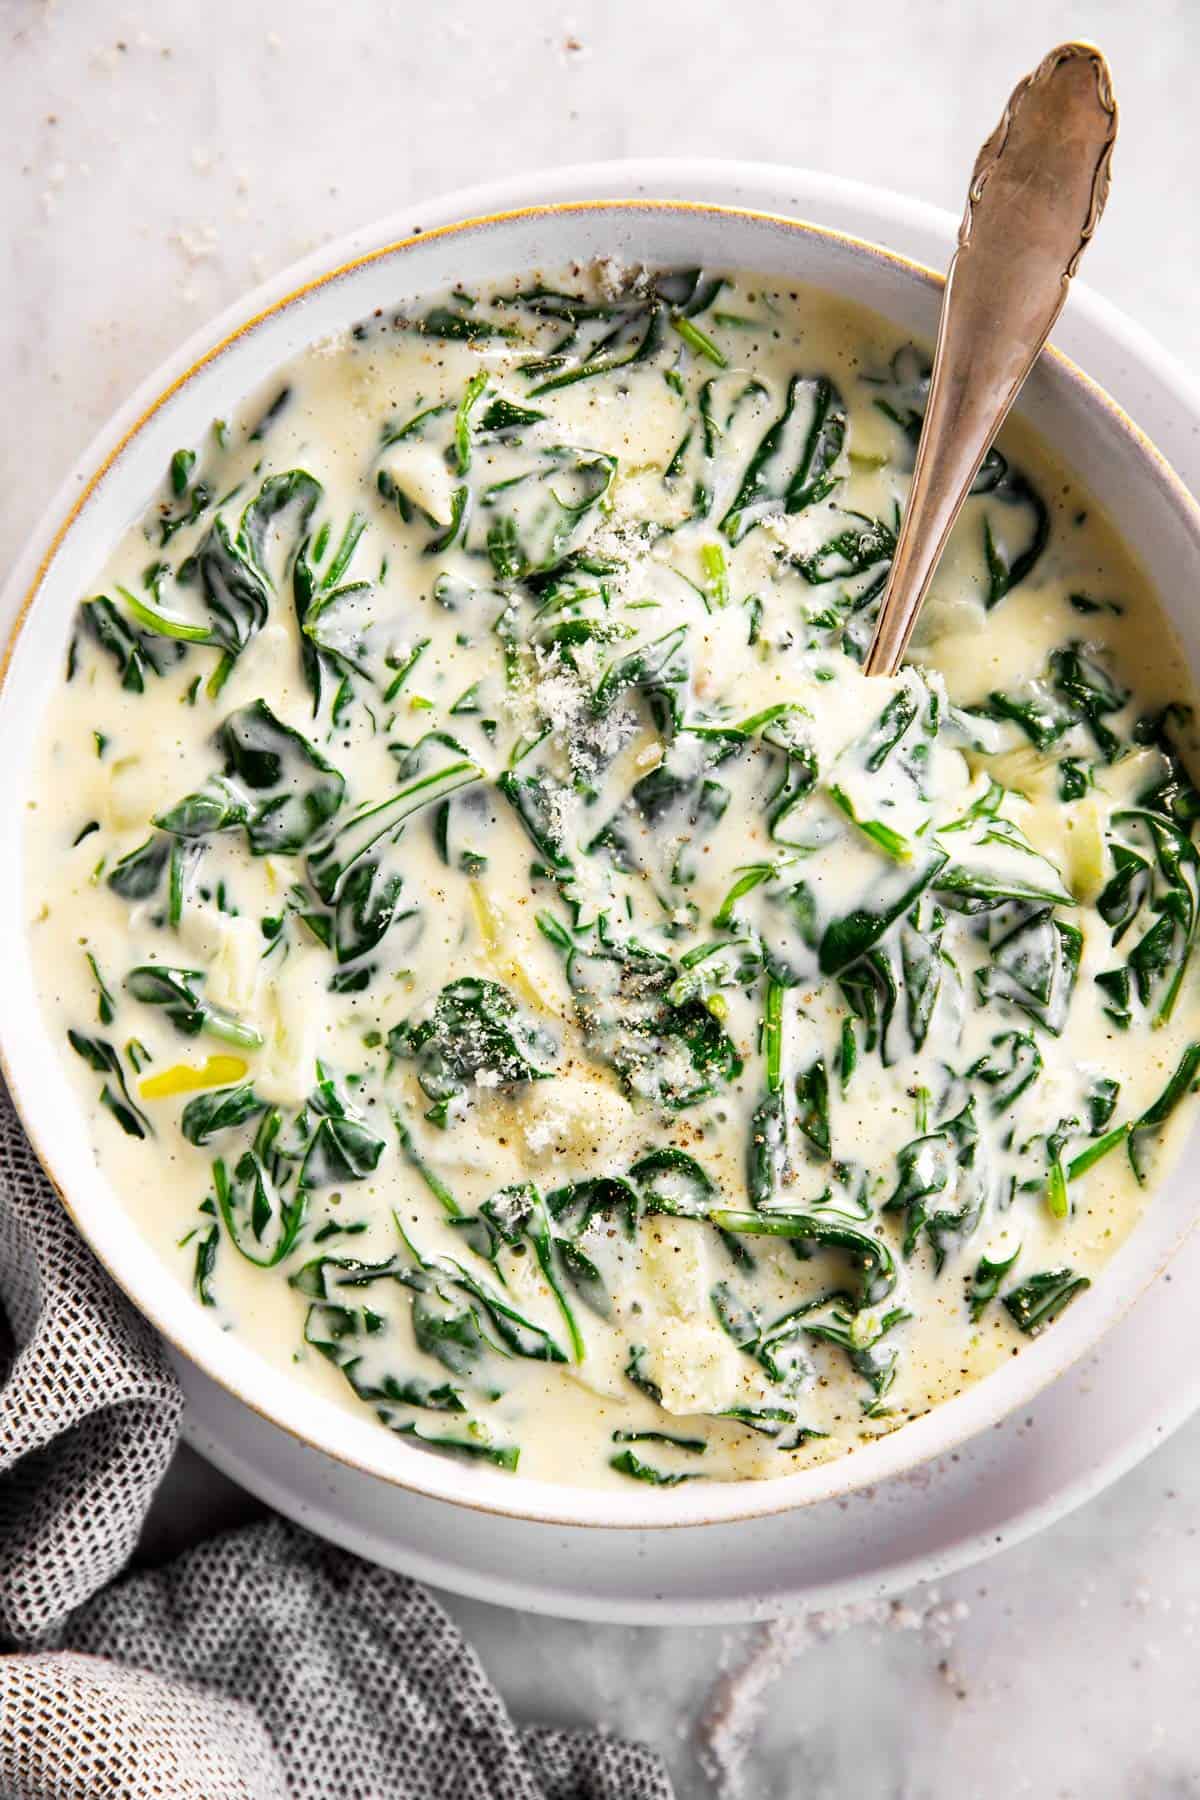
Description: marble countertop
xmin=6 ymin=3 xmax=1200 ymax=1794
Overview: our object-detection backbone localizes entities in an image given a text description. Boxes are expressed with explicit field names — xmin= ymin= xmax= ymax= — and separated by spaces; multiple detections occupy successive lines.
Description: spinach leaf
xmin=1049 ymin=646 xmax=1127 ymax=762
xmin=936 ymin=817 xmax=1075 ymax=911
xmin=86 ymin=953 xmax=116 ymax=1025
xmin=159 ymin=446 xmax=211 ymax=544
xmin=818 ymin=843 xmax=949 ymax=975
xmin=214 ymin=1130 xmax=306 ymax=1269
xmin=550 ymin=929 xmax=742 ymax=1111
xmin=480 ymin=447 xmax=615 ymax=580
xmin=527 ymin=302 xmax=665 ymax=396
xmin=629 ymin=1148 xmax=717 ymax=1218
xmin=389 ymin=977 xmax=557 ymax=1121
xmin=298 ymin=1068 xmax=388 ymax=1188
xmin=248 ymin=385 xmax=293 ymax=441
xmin=710 ymin=1209 xmax=897 ymax=1306
xmin=412 ymin=303 xmax=519 ymax=343
xmin=547 ymin=1176 xmax=641 ymax=1240
xmin=79 ymin=595 xmax=186 ymax=691
xmin=790 ymin=514 xmax=897 ymax=586
xmin=1097 ymin=842 xmax=1153 ymax=941
xmin=300 ymin=1235 xmax=567 ymax=1372
xmin=712 ymin=1282 xmax=814 ymax=1395
xmin=391 ymin=1422 xmax=520 ymax=1470
xmin=1102 ymin=810 xmax=1200 ymax=1027
xmin=720 ymin=375 xmax=846 ymax=543
xmin=1002 ymin=1267 xmax=1089 ymax=1334
xmin=1133 ymin=702 xmax=1200 ymax=827
xmin=885 ymin=1099 xmax=980 ymax=1263
xmin=179 ymin=516 xmax=270 ymax=657
xmin=1127 ymin=1041 xmax=1200 ymax=1184
xmin=975 ymin=910 xmax=1082 ymax=1036
xmin=126 ymin=965 xmax=262 ymax=1049
xmin=981 ymin=466 xmax=1050 ymax=607
xmin=391 ymin=1109 xmax=461 ymax=1218
xmin=802 ymin=1299 xmax=911 ymax=1406
xmin=718 ymin=1406 xmax=822 ymax=1447
xmin=217 ymin=700 xmax=346 ymax=855
xmin=884 ymin=1132 xmax=953 ymax=1256
xmin=154 ymin=776 xmax=249 ymax=840
xmin=976 ymin=646 xmax=1125 ymax=757
xmin=1087 ymin=1075 xmax=1120 ymax=1134
xmin=182 ymin=1082 xmax=266 ymax=1146
xmin=67 ymin=1030 xmax=152 ymax=1139
xmin=758 ymin=711 xmax=819 ymax=843
xmin=829 ymin=785 xmax=913 ymax=861
xmin=241 ymin=470 xmax=322 ymax=582
xmin=472 ymin=1182 xmax=595 ymax=1359
xmin=409 ymin=1257 xmax=568 ymax=1369
xmin=795 ymin=1057 xmax=831 ymax=1158
xmin=838 ymin=947 xmax=900 ymax=1063
xmin=973 ymin=682 xmax=1076 ymax=750
xmin=153 ymin=703 xmax=346 ymax=857
xmin=612 ymin=1429 xmax=707 ymax=1453
xmin=609 ymin=1449 xmax=700 ymax=1486
xmin=307 ymin=753 xmax=483 ymax=906
xmin=967 ymin=1244 xmax=1021 ymax=1320
xmin=479 ymin=395 xmax=546 ymax=434
xmin=603 ymin=725 xmax=743 ymax=846
xmin=293 ymin=511 xmax=369 ymax=717
xmin=862 ymin=690 xmax=920 ymax=770
xmin=107 ymin=833 xmax=173 ymax=901
xmin=304 ymin=1301 xmax=467 ymax=1415
xmin=193 ymin=1224 xmax=219 ymax=1306
xmin=898 ymin=901 xmax=946 ymax=1051
xmin=667 ymin=939 xmax=763 ymax=1008
xmin=331 ymin=858 xmax=409 ymax=967
xmin=500 ymin=773 xmax=574 ymax=877
xmin=1058 ymin=758 xmax=1092 ymax=802
xmin=624 ymin=1344 xmax=663 ymax=1403
xmin=592 ymin=624 xmax=690 ymax=724
xmin=968 ymin=1032 xmax=1042 ymax=1113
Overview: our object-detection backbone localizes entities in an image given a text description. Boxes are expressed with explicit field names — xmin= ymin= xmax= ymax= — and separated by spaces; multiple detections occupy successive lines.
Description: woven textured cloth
xmin=0 ymin=1086 xmax=674 ymax=1799
xmin=0 ymin=1086 xmax=182 ymax=1646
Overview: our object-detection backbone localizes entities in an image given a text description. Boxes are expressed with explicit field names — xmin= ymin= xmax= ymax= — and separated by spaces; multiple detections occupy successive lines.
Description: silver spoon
xmin=863 ymin=41 xmax=1119 ymax=678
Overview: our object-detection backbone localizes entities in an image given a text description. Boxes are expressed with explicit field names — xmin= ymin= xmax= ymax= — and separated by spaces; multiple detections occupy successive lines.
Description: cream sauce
xmin=25 ymin=265 xmax=1200 ymax=1489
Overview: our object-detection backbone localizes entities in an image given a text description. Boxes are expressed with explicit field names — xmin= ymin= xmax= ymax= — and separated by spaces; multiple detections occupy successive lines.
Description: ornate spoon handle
xmin=863 ymin=41 xmax=1118 ymax=677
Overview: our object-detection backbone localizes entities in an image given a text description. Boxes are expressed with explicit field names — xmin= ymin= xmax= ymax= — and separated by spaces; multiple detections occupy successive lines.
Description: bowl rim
xmin=6 ymin=187 xmax=1200 ymax=1532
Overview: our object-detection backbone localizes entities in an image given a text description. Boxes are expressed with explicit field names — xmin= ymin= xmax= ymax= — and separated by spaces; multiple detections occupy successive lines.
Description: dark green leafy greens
xmin=388 ymin=978 xmax=558 ymax=1125
xmin=63 ymin=267 xmax=1200 ymax=1491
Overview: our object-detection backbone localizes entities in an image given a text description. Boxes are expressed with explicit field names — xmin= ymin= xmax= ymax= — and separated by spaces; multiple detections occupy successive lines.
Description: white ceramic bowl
xmin=4 ymin=192 xmax=1200 ymax=1532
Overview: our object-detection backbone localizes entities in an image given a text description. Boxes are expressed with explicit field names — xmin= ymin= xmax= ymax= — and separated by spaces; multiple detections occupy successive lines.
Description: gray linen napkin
xmin=0 ymin=1087 xmax=674 ymax=1799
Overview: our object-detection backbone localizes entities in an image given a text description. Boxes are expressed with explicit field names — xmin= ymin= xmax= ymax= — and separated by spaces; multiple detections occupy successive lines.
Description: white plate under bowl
xmin=6 ymin=160 xmax=1200 ymax=1605
xmin=160 ymin=160 xmax=1200 ymax=1619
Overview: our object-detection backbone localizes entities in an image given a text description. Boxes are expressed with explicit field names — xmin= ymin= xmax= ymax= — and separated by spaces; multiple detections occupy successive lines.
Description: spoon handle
xmin=863 ymin=42 xmax=1118 ymax=678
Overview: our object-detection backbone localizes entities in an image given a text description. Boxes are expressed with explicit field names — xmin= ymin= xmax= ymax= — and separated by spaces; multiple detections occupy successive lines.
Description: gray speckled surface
xmin=7 ymin=3 xmax=1200 ymax=1793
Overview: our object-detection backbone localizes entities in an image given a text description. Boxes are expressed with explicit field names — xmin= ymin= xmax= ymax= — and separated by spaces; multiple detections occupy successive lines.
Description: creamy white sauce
xmin=25 ymin=265 xmax=1200 ymax=1490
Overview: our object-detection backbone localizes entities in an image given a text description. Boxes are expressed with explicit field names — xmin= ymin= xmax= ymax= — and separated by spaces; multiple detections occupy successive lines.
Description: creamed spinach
xmin=29 ymin=263 xmax=1200 ymax=1488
